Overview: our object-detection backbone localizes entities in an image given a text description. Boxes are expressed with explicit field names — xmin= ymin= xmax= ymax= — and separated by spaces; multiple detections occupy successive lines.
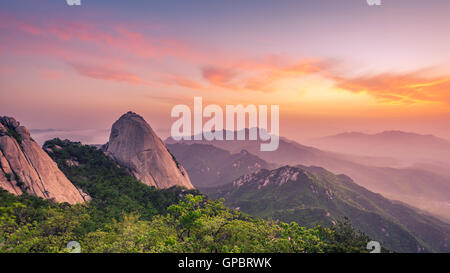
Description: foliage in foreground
xmin=43 ymin=138 xmax=199 ymax=227
xmin=0 ymin=191 xmax=370 ymax=253
xmin=0 ymin=138 xmax=371 ymax=253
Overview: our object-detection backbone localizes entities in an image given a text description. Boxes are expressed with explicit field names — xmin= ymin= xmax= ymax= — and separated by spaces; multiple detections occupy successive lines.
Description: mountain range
xmin=166 ymin=129 xmax=450 ymax=222
xmin=307 ymin=131 xmax=450 ymax=167
xmin=166 ymin=143 xmax=276 ymax=189
xmin=1 ymin=114 xmax=449 ymax=253
xmin=204 ymin=165 xmax=450 ymax=253
xmin=0 ymin=112 xmax=194 ymax=204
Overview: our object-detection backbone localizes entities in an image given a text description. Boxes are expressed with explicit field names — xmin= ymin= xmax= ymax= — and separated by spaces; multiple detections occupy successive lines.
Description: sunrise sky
xmin=1 ymin=0 xmax=450 ymax=144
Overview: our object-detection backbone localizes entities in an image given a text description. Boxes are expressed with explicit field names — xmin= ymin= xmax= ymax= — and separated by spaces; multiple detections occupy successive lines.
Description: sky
xmin=1 ymin=0 xmax=450 ymax=144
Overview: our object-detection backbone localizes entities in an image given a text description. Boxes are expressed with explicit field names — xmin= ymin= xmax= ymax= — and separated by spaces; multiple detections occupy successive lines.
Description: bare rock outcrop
xmin=0 ymin=116 xmax=85 ymax=204
xmin=105 ymin=112 xmax=194 ymax=189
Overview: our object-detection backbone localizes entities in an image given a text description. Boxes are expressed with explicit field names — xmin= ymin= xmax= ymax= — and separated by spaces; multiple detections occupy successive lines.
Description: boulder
xmin=106 ymin=111 xmax=194 ymax=189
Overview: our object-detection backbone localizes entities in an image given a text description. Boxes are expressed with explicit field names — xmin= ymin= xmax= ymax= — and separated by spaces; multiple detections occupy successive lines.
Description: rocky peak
xmin=105 ymin=112 xmax=194 ymax=189
xmin=0 ymin=116 xmax=85 ymax=204
xmin=0 ymin=116 xmax=20 ymax=130
xmin=233 ymin=166 xmax=309 ymax=189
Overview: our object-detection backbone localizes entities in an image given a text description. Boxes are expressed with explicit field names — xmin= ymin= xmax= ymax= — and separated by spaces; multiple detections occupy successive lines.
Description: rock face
xmin=0 ymin=116 xmax=85 ymax=204
xmin=105 ymin=112 xmax=194 ymax=189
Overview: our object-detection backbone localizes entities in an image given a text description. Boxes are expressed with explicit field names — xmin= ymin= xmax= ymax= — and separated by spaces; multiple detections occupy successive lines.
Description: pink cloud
xmin=202 ymin=66 xmax=237 ymax=88
xmin=162 ymin=74 xmax=205 ymax=90
xmin=200 ymin=59 xmax=331 ymax=92
xmin=70 ymin=63 xmax=154 ymax=86
xmin=334 ymin=71 xmax=450 ymax=104
xmin=0 ymin=11 xmax=197 ymax=62
xmin=0 ymin=11 xmax=213 ymax=89
xmin=0 ymin=11 xmax=43 ymax=35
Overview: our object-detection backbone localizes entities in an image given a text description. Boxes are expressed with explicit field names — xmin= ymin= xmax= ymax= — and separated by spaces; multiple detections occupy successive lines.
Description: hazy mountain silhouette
xmin=165 ymin=129 xmax=450 ymax=222
xmin=307 ymin=131 xmax=450 ymax=167
xmin=167 ymin=143 xmax=277 ymax=189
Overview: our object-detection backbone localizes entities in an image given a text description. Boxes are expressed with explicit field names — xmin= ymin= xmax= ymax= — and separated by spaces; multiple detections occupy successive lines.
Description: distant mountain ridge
xmin=165 ymin=129 xmax=450 ymax=222
xmin=167 ymin=142 xmax=277 ymax=189
xmin=307 ymin=130 xmax=450 ymax=166
xmin=325 ymin=130 xmax=449 ymax=142
xmin=205 ymin=165 xmax=450 ymax=253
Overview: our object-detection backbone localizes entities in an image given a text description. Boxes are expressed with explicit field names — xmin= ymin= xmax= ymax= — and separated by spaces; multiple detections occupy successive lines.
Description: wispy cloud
xmin=2 ymin=10 xmax=450 ymax=107
xmin=334 ymin=71 xmax=450 ymax=104
xmin=70 ymin=63 xmax=155 ymax=86
xmin=200 ymin=58 xmax=332 ymax=92
xmin=0 ymin=12 xmax=211 ymax=89
xmin=161 ymin=74 xmax=205 ymax=90
xmin=202 ymin=66 xmax=237 ymax=88
xmin=0 ymin=11 xmax=189 ymax=60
